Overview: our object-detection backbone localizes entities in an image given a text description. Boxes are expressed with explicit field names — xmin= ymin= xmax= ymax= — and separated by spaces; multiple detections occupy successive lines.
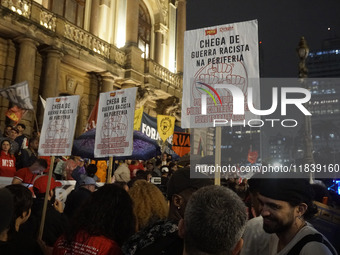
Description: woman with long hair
xmin=0 ymin=139 xmax=16 ymax=177
xmin=128 ymin=179 xmax=168 ymax=231
xmin=53 ymin=184 xmax=135 ymax=255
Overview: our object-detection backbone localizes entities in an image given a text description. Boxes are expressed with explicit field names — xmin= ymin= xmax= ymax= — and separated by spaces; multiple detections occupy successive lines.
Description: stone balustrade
xmin=1 ymin=1 xmax=182 ymax=89
xmin=39 ymin=9 xmax=56 ymax=32
xmin=150 ymin=61 xmax=182 ymax=88
xmin=64 ymin=21 xmax=110 ymax=58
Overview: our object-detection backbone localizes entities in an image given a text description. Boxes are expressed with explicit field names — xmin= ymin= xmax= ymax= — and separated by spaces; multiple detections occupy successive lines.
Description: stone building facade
xmin=0 ymin=0 xmax=185 ymax=136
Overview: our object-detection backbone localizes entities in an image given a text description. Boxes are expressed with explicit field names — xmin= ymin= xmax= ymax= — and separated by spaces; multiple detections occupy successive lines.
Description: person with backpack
xmin=257 ymin=175 xmax=337 ymax=255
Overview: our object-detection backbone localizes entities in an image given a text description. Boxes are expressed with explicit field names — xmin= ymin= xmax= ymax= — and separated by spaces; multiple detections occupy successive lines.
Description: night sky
xmin=186 ymin=0 xmax=340 ymax=77
xmin=186 ymin=0 xmax=340 ymax=158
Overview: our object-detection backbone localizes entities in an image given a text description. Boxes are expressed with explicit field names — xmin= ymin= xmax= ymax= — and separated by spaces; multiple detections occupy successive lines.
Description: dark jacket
xmin=122 ymin=219 xmax=183 ymax=255
xmin=20 ymin=197 xmax=68 ymax=246
xmin=0 ymin=230 xmax=43 ymax=255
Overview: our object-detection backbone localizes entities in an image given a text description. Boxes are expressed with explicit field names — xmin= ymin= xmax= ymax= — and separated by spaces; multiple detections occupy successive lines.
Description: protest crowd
xmin=0 ymin=123 xmax=339 ymax=255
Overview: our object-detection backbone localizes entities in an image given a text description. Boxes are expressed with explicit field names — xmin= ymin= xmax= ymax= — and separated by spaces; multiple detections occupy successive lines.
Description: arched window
xmin=50 ymin=0 xmax=85 ymax=28
xmin=138 ymin=2 xmax=151 ymax=59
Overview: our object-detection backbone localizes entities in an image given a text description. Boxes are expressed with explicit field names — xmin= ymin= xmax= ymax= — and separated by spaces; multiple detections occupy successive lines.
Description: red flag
xmin=247 ymin=150 xmax=258 ymax=164
xmin=84 ymin=99 xmax=99 ymax=131
xmin=6 ymin=105 xmax=27 ymax=124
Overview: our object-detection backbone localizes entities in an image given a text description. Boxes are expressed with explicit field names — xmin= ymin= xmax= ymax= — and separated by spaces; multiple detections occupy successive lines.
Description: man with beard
xmin=258 ymin=176 xmax=337 ymax=255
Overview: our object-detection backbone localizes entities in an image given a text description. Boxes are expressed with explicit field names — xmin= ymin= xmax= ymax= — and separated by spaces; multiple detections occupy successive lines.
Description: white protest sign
xmin=94 ymin=87 xmax=137 ymax=158
xmin=38 ymin=95 xmax=80 ymax=156
xmin=181 ymin=20 xmax=260 ymax=128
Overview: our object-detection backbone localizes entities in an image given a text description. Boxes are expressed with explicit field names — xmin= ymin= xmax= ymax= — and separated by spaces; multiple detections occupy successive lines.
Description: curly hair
xmin=129 ymin=180 xmax=169 ymax=231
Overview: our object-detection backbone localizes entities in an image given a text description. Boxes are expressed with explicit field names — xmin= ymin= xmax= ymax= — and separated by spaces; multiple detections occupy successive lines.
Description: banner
xmin=172 ymin=132 xmax=190 ymax=157
xmin=139 ymin=112 xmax=184 ymax=142
xmin=157 ymin=115 xmax=175 ymax=142
xmin=6 ymin=105 xmax=27 ymax=124
xmin=38 ymin=95 xmax=80 ymax=156
xmin=0 ymin=81 xmax=34 ymax=110
xmin=94 ymin=87 xmax=137 ymax=158
xmin=134 ymin=106 xmax=144 ymax=131
xmin=85 ymin=99 xmax=99 ymax=131
xmin=181 ymin=20 xmax=260 ymax=128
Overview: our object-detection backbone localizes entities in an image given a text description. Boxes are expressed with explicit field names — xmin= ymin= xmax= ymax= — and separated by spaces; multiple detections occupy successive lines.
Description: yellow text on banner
xmin=134 ymin=106 xmax=144 ymax=131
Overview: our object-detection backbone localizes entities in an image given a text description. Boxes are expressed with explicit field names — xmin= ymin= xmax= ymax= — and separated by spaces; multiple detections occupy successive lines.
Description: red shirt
xmin=128 ymin=163 xmax=145 ymax=179
xmin=53 ymin=232 xmax=122 ymax=255
xmin=14 ymin=167 xmax=38 ymax=184
xmin=0 ymin=151 xmax=16 ymax=177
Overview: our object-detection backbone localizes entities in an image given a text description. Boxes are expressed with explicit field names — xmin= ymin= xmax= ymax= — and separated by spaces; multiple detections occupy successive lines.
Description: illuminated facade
xmin=0 ymin=0 xmax=185 ymax=135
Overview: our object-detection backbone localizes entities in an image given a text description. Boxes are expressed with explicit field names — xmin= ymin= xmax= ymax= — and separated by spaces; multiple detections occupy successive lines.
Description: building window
xmin=50 ymin=0 xmax=85 ymax=28
xmin=138 ymin=2 xmax=151 ymax=59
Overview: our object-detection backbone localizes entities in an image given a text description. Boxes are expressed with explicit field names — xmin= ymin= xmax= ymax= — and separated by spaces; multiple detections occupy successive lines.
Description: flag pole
xmin=214 ymin=126 xmax=221 ymax=186
xmin=107 ymin=156 xmax=113 ymax=183
xmin=38 ymin=156 xmax=55 ymax=240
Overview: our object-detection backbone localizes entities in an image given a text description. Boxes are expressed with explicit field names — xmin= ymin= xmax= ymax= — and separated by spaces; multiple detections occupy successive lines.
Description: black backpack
xmin=287 ymin=233 xmax=336 ymax=255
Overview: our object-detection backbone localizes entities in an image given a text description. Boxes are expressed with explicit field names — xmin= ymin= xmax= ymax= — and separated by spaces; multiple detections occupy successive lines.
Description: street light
xmin=297 ymin=36 xmax=314 ymax=182
xmin=297 ymin=37 xmax=309 ymax=78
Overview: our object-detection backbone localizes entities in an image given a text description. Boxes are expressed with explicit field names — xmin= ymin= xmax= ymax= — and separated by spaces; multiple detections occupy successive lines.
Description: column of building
xmin=154 ymin=23 xmax=167 ymax=67
xmin=176 ymin=0 xmax=186 ymax=74
xmin=125 ymin=0 xmax=143 ymax=81
xmin=15 ymin=37 xmax=39 ymax=134
xmin=37 ymin=48 xmax=63 ymax=128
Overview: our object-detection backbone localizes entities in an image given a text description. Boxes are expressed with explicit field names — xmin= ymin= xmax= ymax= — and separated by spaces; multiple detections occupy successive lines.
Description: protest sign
xmin=181 ymin=20 xmax=260 ymax=128
xmin=94 ymin=87 xmax=137 ymax=157
xmin=38 ymin=95 xmax=80 ymax=156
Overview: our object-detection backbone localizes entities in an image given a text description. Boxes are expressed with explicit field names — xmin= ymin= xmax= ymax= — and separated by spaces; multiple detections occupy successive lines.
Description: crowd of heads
xmin=0 ymin=123 xmax=338 ymax=255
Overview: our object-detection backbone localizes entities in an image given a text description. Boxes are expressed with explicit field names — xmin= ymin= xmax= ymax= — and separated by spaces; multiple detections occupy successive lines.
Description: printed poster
xmin=134 ymin=106 xmax=144 ymax=131
xmin=94 ymin=87 xmax=137 ymax=158
xmin=38 ymin=95 xmax=80 ymax=156
xmin=181 ymin=20 xmax=260 ymax=128
xmin=157 ymin=115 xmax=176 ymax=142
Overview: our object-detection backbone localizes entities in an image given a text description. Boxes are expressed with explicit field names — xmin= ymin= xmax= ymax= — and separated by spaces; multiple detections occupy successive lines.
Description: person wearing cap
xmin=258 ymin=175 xmax=337 ymax=255
xmin=12 ymin=158 xmax=48 ymax=185
xmin=167 ymin=167 xmax=213 ymax=222
xmin=19 ymin=175 xmax=68 ymax=248
xmin=64 ymin=176 xmax=97 ymax=220
xmin=72 ymin=163 xmax=98 ymax=190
